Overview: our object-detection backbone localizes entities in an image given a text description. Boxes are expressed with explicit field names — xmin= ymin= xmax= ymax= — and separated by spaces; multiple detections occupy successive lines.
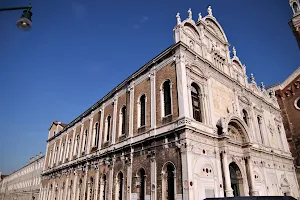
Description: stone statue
xmin=250 ymin=73 xmax=255 ymax=83
xmin=188 ymin=8 xmax=192 ymax=20
xmin=233 ymin=46 xmax=237 ymax=57
xmin=207 ymin=5 xmax=213 ymax=16
xmin=198 ymin=13 xmax=202 ymax=21
xmin=176 ymin=13 xmax=181 ymax=25
xmin=261 ymin=82 xmax=265 ymax=91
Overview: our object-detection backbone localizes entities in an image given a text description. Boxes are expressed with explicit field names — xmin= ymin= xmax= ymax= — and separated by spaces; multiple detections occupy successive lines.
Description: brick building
xmin=267 ymin=67 xmax=300 ymax=190
xmin=0 ymin=154 xmax=44 ymax=200
xmin=289 ymin=0 xmax=300 ymax=48
xmin=40 ymin=6 xmax=299 ymax=200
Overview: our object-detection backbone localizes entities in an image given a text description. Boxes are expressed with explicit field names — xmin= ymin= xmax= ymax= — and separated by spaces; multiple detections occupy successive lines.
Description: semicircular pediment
xmin=204 ymin=17 xmax=228 ymax=43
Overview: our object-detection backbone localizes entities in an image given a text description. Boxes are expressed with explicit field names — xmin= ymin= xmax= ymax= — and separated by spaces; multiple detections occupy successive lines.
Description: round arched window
xmin=295 ymin=97 xmax=300 ymax=110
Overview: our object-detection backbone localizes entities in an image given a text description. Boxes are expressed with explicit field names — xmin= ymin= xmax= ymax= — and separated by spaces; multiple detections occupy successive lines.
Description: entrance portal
xmin=229 ymin=162 xmax=244 ymax=197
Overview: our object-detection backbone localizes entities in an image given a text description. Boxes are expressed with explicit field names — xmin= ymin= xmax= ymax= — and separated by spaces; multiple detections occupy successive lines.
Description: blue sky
xmin=0 ymin=0 xmax=299 ymax=174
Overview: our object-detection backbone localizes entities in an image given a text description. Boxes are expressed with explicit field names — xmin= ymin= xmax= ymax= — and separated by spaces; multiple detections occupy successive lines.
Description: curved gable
xmin=183 ymin=22 xmax=200 ymax=38
xmin=204 ymin=16 xmax=228 ymax=43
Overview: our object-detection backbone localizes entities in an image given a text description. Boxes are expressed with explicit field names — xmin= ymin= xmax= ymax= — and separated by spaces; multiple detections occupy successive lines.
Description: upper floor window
xmin=105 ymin=116 xmax=111 ymax=142
xmin=257 ymin=116 xmax=264 ymax=144
xmin=242 ymin=109 xmax=248 ymax=125
xmin=75 ymin=135 xmax=80 ymax=155
xmin=163 ymin=80 xmax=172 ymax=117
xmin=53 ymin=131 xmax=56 ymax=136
xmin=191 ymin=83 xmax=202 ymax=122
xmin=93 ymin=122 xmax=99 ymax=147
xmin=139 ymin=95 xmax=146 ymax=127
xmin=119 ymin=106 xmax=126 ymax=136
xmin=83 ymin=129 xmax=88 ymax=152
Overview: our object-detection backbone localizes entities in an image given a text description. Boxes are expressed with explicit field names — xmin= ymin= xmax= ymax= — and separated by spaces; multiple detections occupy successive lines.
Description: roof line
xmin=47 ymin=42 xmax=185 ymax=142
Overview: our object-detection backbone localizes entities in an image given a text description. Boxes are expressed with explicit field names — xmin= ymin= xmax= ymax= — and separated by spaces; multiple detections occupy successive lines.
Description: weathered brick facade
xmin=268 ymin=68 xmax=300 ymax=186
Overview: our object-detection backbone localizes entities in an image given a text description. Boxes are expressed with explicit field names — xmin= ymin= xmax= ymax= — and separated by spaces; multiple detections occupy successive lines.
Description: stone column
xmin=207 ymin=79 xmax=215 ymax=125
xmin=126 ymin=148 xmax=134 ymax=200
xmin=87 ymin=114 xmax=94 ymax=154
xmin=112 ymin=94 xmax=118 ymax=144
xmin=150 ymin=155 xmax=157 ymax=200
xmin=77 ymin=123 xmax=84 ymax=158
xmin=57 ymin=138 xmax=62 ymax=164
xmin=246 ymin=156 xmax=258 ymax=196
xmin=39 ymin=186 xmax=44 ymax=200
xmin=94 ymin=166 xmax=100 ymax=200
xmin=64 ymin=174 xmax=69 ymax=200
xmin=73 ymin=170 xmax=78 ymax=200
xmin=44 ymin=183 xmax=49 ymax=200
xmin=221 ymin=150 xmax=233 ymax=197
xmin=180 ymin=142 xmax=193 ymax=200
xmin=215 ymin=148 xmax=224 ymax=197
xmin=98 ymin=106 xmax=105 ymax=150
xmin=150 ymin=70 xmax=156 ymax=132
xmin=128 ymin=83 xmax=135 ymax=138
xmin=82 ymin=167 xmax=89 ymax=200
xmin=175 ymin=52 xmax=190 ymax=118
xmin=108 ymin=159 xmax=115 ymax=200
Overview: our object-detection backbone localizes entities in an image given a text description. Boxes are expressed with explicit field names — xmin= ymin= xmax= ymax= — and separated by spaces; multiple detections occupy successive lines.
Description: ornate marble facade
xmin=40 ymin=6 xmax=300 ymax=200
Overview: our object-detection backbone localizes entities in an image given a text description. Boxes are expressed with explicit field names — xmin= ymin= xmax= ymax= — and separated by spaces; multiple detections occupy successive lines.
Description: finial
xmin=176 ymin=13 xmax=181 ymax=25
xmin=198 ymin=13 xmax=202 ymax=21
xmin=269 ymin=90 xmax=275 ymax=97
xmin=261 ymin=82 xmax=265 ymax=90
xmin=207 ymin=5 xmax=213 ymax=16
xmin=250 ymin=73 xmax=255 ymax=83
xmin=232 ymin=46 xmax=237 ymax=57
xmin=188 ymin=8 xmax=192 ymax=20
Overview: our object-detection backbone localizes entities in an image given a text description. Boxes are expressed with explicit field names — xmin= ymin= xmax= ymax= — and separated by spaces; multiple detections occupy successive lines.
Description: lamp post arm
xmin=0 ymin=4 xmax=32 ymax=12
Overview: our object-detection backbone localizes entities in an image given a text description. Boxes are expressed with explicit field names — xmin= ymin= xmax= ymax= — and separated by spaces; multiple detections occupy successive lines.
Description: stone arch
xmin=232 ymin=59 xmax=244 ymax=74
xmin=194 ymin=156 xmax=215 ymax=178
xmin=189 ymin=63 xmax=208 ymax=79
xmin=183 ymin=22 xmax=200 ymax=38
xmin=203 ymin=16 xmax=228 ymax=43
xmin=217 ymin=114 xmax=252 ymax=143
xmin=229 ymin=161 xmax=248 ymax=196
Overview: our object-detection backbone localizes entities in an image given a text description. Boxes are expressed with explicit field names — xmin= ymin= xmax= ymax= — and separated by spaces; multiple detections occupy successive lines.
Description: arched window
xmin=257 ymin=116 xmax=264 ymax=144
xmin=89 ymin=177 xmax=94 ymax=200
xmin=140 ymin=95 xmax=146 ymax=127
xmin=162 ymin=163 xmax=175 ymax=200
xmin=75 ymin=135 xmax=80 ymax=155
xmin=83 ymin=129 xmax=88 ymax=153
xmin=119 ymin=106 xmax=126 ymax=136
xmin=59 ymin=142 xmax=65 ymax=162
xmin=163 ymin=80 xmax=172 ymax=116
xmin=67 ymin=139 xmax=72 ymax=159
xmin=139 ymin=169 xmax=146 ymax=200
xmin=242 ymin=109 xmax=248 ymax=125
xmin=69 ymin=180 xmax=73 ymax=200
xmin=116 ymin=172 xmax=124 ymax=200
xmin=48 ymin=150 xmax=53 ymax=168
xmin=78 ymin=179 xmax=83 ymax=200
xmin=191 ymin=83 xmax=202 ymax=122
xmin=94 ymin=122 xmax=99 ymax=147
xmin=293 ymin=2 xmax=299 ymax=13
xmin=106 ymin=116 xmax=111 ymax=141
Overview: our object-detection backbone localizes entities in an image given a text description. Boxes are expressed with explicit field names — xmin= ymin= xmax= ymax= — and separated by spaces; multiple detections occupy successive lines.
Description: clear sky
xmin=0 ymin=0 xmax=299 ymax=174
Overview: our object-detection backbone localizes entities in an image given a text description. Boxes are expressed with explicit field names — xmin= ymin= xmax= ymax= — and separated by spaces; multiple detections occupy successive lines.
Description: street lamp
xmin=0 ymin=3 xmax=33 ymax=31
